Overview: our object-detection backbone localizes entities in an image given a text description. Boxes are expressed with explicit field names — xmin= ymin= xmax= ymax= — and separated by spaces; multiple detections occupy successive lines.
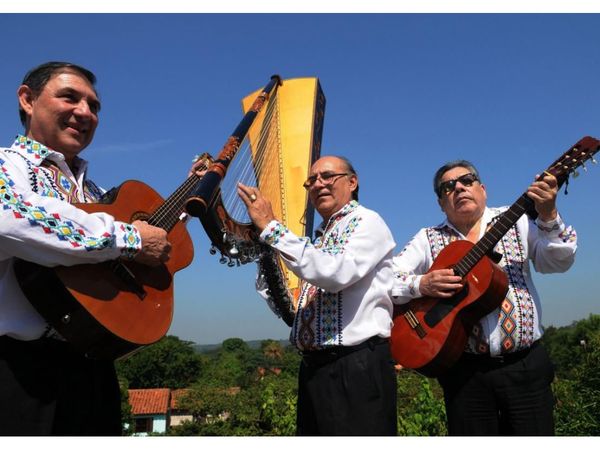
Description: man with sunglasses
xmin=238 ymin=155 xmax=397 ymax=436
xmin=392 ymin=160 xmax=577 ymax=435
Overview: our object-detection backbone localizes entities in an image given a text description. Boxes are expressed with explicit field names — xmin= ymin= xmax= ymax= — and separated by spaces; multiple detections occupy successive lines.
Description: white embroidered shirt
xmin=257 ymin=201 xmax=396 ymax=351
xmin=0 ymin=135 xmax=142 ymax=340
xmin=392 ymin=206 xmax=577 ymax=356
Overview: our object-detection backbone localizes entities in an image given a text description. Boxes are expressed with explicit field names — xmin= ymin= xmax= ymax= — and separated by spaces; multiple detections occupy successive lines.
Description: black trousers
xmin=0 ymin=335 xmax=121 ymax=436
xmin=296 ymin=337 xmax=397 ymax=436
xmin=437 ymin=341 xmax=555 ymax=436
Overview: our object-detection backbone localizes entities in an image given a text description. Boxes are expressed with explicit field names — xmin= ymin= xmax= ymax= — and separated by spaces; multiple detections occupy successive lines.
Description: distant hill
xmin=193 ymin=339 xmax=290 ymax=353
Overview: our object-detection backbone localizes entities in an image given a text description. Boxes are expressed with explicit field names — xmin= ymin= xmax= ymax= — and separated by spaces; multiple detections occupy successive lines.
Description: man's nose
xmin=73 ymin=101 xmax=93 ymax=119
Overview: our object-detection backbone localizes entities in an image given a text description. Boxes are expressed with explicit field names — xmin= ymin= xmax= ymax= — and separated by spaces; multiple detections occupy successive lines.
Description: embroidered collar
xmin=10 ymin=134 xmax=87 ymax=170
xmin=315 ymin=200 xmax=359 ymax=237
xmin=11 ymin=134 xmax=87 ymax=173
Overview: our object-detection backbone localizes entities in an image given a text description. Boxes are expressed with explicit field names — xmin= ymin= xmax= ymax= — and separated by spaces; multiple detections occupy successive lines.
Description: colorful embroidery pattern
xmin=14 ymin=135 xmax=50 ymax=160
xmin=1 ymin=137 xmax=120 ymax=252
xmin=291 ymin=201 xmax=361 ymax=350
xmin=497 ymin=226 xmax=535 ymax=351
xmin=558 ymin=226 xmax=577 ymax=243
xmin=120 ymin=223 xmax=142 ymax=259
xmin=263 ymin=222 xmax=288 ymax=246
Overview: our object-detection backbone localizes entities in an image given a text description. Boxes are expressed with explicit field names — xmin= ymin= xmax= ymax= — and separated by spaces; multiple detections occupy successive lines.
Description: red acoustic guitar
xmin=390 ymin=136 xmax=600 ymax=377
xmin=13 ymin=155 xmax=211 ymax=361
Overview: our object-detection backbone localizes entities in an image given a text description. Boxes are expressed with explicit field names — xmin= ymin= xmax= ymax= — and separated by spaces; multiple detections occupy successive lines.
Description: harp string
xmin=215 ymin=88 xmax=283 ymax=224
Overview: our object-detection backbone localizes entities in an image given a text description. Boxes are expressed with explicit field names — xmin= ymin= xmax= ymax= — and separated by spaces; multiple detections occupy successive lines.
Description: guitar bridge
xmin=403 ymin=309 xmax=427 ymax=339
xmin=110 ymin=261 xmax=147 ymax=300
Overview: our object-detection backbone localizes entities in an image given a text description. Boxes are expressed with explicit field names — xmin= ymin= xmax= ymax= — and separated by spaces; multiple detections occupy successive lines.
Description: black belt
xmin=461 ymin=340 xmax=540 ymax=365
xmin=300 ymin=336 xmax=388 ymax=367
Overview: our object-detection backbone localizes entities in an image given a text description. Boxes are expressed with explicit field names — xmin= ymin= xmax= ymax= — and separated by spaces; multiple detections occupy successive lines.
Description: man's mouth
xmin=454 ymin=195 xmax=472 ymax=206
xmin=65 ymin=122 xmax=87 ymax=135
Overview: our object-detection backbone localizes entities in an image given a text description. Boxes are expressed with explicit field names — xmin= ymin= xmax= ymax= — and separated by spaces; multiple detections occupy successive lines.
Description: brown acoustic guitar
xmin=390 ymin=136 xmax=600 ymax=377
xmin=13 ymin=155 xmax=211 ymax=361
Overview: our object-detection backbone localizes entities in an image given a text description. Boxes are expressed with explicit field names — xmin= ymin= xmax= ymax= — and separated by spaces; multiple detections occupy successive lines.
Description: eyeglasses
xmin=303 ymin=172 xmax=349 ymax=189
xmin=438 ymin=172 xmax=480 ymax=196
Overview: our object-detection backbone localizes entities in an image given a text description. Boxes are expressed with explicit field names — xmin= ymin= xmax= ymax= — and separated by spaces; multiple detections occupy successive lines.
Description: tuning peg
xmin=592 ymin=157 xmax=598 ymax=165
xmin=219 ymin=255 xmax=227 ymax=264
xmin=582 ymin=163 xmax=588 ymax=172
xmin=227 ymin=259 xmax=236 ymax=268
xmin=209 ymin=246 xmax=217 ymax=255
xmin=573 ymin=170 xmax=580 ymax=178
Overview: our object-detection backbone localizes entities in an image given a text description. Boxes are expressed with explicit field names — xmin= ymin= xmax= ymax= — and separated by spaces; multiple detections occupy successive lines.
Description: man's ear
xmin=17 ymin=85 xmax=35 ymax=121
xmin=349 ymin=174 xmax=358 ymax=193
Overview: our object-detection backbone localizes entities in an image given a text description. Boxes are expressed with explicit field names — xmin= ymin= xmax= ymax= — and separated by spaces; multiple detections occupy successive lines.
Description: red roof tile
xmin=128 ymin=388 xmax=170 ymax=415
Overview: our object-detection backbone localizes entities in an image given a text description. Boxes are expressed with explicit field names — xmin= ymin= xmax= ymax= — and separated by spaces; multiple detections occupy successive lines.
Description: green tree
xmin=257 ymin=375 xmax=297 ymax=436
xmin=396 ymin=370 xmax=447 ymax=436
xmin=543 ymin=314 xmax=600 ymax=377
xmin=118 ymin=377 xmax=133 ymax=436
xmin=116 ymin=335 xmax=203 ymax=388
xmin=554 ymin=329 xmax=600 ymax=435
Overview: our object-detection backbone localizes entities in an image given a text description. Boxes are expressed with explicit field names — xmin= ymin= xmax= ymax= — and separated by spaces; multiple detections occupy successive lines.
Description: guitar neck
xmin=453 ymin=194 xmax=532 ymax=278
xmin=452 ymin=135 xmax=600 ymax=278
xmin=147 ymin=174 xmax=204 ymax=231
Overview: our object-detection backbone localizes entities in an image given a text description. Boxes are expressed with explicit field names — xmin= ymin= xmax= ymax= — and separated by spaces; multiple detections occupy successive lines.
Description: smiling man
xmin=238 ymin=155 xmax=398 ymax=436
xmin=392 ymin=159 xmax=578 ymax=436
xmin=0 ymin=61 xmax=172 ymax=435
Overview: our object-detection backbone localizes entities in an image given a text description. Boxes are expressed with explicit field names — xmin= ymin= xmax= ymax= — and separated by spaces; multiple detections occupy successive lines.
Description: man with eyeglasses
xmin=392 ymin=159 xmax=577 ymax=435
xmin=238 ymin=155 xmax=397 ymax=436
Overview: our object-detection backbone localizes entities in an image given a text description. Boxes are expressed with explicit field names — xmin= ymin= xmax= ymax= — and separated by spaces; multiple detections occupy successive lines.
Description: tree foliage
xmin=118 ymin=316 xmax=600 ymax=436
xmin=116 ymin=335 xmax=203 ymax=389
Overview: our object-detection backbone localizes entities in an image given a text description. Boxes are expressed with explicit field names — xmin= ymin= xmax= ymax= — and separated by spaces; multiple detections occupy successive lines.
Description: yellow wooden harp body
xmin=185 ymin=76 xmax=326 ymax=325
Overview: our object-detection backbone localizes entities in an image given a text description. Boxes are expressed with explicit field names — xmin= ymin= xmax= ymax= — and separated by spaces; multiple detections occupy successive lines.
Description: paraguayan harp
xmin=185 ymin=75 xmax=326 ymax=325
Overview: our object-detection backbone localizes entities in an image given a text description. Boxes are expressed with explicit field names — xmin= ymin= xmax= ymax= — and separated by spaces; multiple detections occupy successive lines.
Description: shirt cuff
xmin=391 ymin=273 xmax=422 ymax=301
xmin=116 ymin=221 xmax=142 ymax=260
xmin=536 ymin=213 xmax=564 ymax=234
xmin=259 ymin=220 xmax=289 ymax=246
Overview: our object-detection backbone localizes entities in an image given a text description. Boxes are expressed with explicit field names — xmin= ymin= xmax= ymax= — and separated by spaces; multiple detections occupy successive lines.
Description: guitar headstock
xmin=545 ymin=136 xmax=600 ymax=188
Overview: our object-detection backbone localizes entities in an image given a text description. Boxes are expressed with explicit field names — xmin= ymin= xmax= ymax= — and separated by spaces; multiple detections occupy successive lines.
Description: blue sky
xmin=0 ymin=13 xmax=599 ymax=345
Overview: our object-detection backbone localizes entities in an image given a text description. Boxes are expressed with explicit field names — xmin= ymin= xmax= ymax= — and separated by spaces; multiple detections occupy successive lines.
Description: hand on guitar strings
xmin=527 ymin=173 xmax=558 ymax=222
xmin=237 ymin=183 xmax=277 ymax=232
xmin=130 ymin=220 xmax=172 ymax=267
xmin=419 ymin=268 xmax=463 ymax=298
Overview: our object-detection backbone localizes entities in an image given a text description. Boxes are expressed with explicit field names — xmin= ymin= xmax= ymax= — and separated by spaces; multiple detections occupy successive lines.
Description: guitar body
xmin=390 ymin=240 xmax=509 ymax=377
xmin=14 ymin=180 xmax=194 ymax=360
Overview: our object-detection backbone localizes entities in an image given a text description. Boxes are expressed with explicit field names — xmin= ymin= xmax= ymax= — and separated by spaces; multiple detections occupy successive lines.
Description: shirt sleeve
xmin=0 ymin=151 xmax=142 ymax=266
xmin=259 ymin=210 xmax=396 ymax=293
xmin=391 ymin=228 xmax=433 ymax=303
xmin=526 ymin=213 xmax=577 ymax=274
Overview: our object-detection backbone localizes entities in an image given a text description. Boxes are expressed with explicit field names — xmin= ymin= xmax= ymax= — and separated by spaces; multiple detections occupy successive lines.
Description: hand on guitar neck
xmin=129 ymin=220 xmax=172 ymax=267
xmin=527 ymin=172 xmax=559 ymax=222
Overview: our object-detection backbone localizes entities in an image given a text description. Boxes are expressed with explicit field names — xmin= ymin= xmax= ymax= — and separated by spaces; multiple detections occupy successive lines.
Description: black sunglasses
xmin=438 ymin=172 xmax=480 ymax=196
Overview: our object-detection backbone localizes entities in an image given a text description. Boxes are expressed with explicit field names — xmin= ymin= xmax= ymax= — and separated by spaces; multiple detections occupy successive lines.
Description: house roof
xmin=128 ymin=388 xmax=170 ymax=415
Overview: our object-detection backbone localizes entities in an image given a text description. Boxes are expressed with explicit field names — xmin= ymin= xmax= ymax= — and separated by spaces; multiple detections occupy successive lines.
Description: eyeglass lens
xmin=303 ymin=172 xmax=347 ymax=188
xmin=440 ymin=173 xmax=478 ymax=195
